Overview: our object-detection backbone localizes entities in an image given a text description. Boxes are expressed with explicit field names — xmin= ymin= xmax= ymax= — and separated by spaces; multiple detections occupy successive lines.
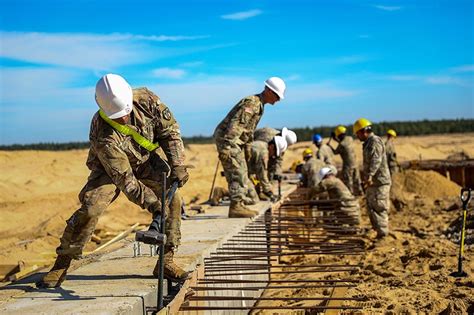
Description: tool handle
xmin=460 ymin=188 xmax=472 ymax=210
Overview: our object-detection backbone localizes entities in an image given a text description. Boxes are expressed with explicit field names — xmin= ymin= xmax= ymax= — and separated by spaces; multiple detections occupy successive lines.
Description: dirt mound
xmin=392 ymin=170 xmax=461 ymax=201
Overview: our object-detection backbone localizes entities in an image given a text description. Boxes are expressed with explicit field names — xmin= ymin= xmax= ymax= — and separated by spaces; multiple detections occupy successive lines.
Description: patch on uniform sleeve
xmin=162 ymin=108 xmax=172 ymax=120
xmin=244 ymin=107 xmax=253 ymax=114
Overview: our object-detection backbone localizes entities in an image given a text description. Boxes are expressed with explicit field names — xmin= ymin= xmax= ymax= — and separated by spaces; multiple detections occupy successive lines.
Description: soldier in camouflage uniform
xmin=301 ymin=148 xmax=326 ymax=189
xmin=214 ymin=77 xmax=286 ymax=218
xmin=354 ymin=118 xmax=392 ymax=239
xmin=330 ymin=126 xmax=363 ymax=196
xmin=247 ymin=136 xmax=287 ymax=201
xmin=385 ymin=129 xmax=400 ymax=175
xmin=254 ymin=127 xmax=297 ymax=180
xmin=37 ymin=74 xmax=190 ymax=288
xmin=311 ymin=167 xmax=360 ymax=225
xmin=312 ymin=134 xmax=335 ymax=166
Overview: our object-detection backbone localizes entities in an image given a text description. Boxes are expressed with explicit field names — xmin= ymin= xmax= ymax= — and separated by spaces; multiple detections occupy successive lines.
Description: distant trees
xmin=1 ymin=118 xmax=473 ymax=151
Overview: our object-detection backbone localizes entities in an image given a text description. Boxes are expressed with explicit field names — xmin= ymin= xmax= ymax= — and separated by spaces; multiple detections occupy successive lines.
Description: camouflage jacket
xmin=385 ymin=138 xmax=398 ymax=167
xmin=313 ymin=176 xmax=355 ymax=201
xmin=248 ymin=140 xmax=272 ymax=193
xmin=362 ymin=134 xmax=391 ymax=186
xmin=334 ymin=136 xmax=357 ymax=169
xmin=301 ymin=157 xmax=325 ymax=188
xmin=214 ymin=95 xmax=264 ymax=150
xmin=254 ymin=127 xmax=279 ymax=143
xmin=317 ymin=144 xmax=335 ymax=165
xmin=86 ymin=87 xmax=186 ymax=209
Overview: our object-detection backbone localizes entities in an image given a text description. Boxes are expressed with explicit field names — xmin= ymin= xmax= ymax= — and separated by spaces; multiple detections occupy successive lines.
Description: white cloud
xmin=425 ymin=76 xmax=465 ymax=86
xmin=150 ymin=76 xmax=358 ymax=114
xmin=387 ymin=73 xmax=469 ymax=86
xmin=373 ymin=5 xmax=403 ymax=11
xmin=179 ymin=61 xmax=204 ymax=67
xmin=152 ymin=68 xmax=187 ymax=79
xmin=450 ymin=64 xmax=474 ymax=73
xmin=388 ymin=75 xmax=420 ymax=81
xmin=333 ymin=55 xmax=369 ymax=64
xmin=285 ymin=74 xmax=301 ymax=82
xmin=221 ymin=9 xmax=262 ymax=20
xmin=0 ymin=31 xmax=209 ymax=70
xmin=358 ymin=34 xmax=371 ymax=39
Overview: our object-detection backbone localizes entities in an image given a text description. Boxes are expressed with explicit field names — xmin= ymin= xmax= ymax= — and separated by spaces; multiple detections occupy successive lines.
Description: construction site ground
xmin=1 ymin=133 xmax=474 ymax=314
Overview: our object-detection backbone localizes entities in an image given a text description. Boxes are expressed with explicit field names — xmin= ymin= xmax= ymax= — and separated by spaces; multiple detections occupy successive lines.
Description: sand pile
xmin=391 ymin=170 xmax=461 ymax=204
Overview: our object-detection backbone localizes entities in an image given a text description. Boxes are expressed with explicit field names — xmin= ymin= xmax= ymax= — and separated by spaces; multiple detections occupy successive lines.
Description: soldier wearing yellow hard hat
xmin=353 ymin=118 xmax=391 ymax=239
xmin=328 ymin=125 xmax=363 ymax=196
xmin=300 ymin=148 xmax=324 ymax=188
xmin=385 ymin=129 xmax=400 ymax=174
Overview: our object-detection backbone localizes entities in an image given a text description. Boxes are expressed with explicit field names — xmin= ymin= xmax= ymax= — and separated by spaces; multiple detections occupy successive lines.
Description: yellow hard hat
xmin=387 ymin=129 xmax=397 ymax=137
xmin=353 ymin=118 xmax=372 ymax=134
xmin=290 ymin=160 xmax=303 ymax=172
xmin=302 ymin=148 xmax=313 ymax=158
xmin=334 ymin=125 xmax=347 ymax=138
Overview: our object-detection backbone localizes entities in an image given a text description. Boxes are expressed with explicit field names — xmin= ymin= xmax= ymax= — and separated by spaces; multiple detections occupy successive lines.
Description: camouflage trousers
xmin=215 ymin=141 xmax=256 ymax=204
xmin=342 ymin=167 xmax=363 ymax=196
xmin=268 ymin=155 xmax=283 ymax=180
xmin=57 ymin=156 xmax=182 ymax=259
xmin=366 ymin=184 xmax=390 ymax=237
xmin=340 ymin=199 xmax=361 ymax=225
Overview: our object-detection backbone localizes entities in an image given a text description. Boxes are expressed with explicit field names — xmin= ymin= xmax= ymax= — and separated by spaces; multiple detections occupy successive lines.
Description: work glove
xmin=170 ymin=165 xmax=189 ymax=187
xmin=244 ymin=144 xmax=252 ymax=162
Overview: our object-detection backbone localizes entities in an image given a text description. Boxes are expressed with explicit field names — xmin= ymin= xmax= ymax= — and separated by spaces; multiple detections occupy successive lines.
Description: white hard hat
xmin=317 ymin=167 xmax=333 ymax=182
xmin=264 ymin=77 xmax=286 ymax=100
xmin=273 ymin=136 xmax=288 ymax=157
xmin=95 ymin=74 xmax=133 ymax=119
xmin=281 ymin=127 xmax=297 ymax=146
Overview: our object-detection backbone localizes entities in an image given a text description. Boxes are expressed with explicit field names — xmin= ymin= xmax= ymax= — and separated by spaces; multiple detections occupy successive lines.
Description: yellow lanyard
xmin=99 ymin=110 xmax=159 ymax=152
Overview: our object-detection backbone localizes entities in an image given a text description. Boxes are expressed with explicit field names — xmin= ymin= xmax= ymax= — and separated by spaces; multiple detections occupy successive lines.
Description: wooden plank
xmin=324 ymin=286 xmax=349 ymax=315
xmin=92 ymin=223 xmax=140 ymax=253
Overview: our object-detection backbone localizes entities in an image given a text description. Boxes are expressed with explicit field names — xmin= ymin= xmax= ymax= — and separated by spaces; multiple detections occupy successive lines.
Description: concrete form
xmin=0 ymin=183 xmax=296 ymax=315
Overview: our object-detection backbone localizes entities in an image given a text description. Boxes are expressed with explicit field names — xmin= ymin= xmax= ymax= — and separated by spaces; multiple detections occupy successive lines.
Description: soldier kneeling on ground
xmin=247 ymin=136 xmax=288 ymax=202
xmin=311 ymin=167 xmax=361 ymax=226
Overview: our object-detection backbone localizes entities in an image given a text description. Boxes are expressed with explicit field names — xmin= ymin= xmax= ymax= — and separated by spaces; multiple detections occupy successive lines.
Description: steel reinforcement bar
xmin=179 ymin=188 xmax=365 ymax=314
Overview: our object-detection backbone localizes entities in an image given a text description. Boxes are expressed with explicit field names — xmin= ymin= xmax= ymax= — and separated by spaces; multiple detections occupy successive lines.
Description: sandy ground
xmin=1 ymin=132 xmax=473 ymax=312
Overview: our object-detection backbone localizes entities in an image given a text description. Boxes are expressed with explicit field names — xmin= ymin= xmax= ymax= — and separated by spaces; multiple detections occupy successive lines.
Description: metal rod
xmin=180 ymin=306 xmax=361 ymax=311
xmin=190 ymin=284 xmax=357 ymax=290
xmin=188 ymin=296 xmax=363 ymax=301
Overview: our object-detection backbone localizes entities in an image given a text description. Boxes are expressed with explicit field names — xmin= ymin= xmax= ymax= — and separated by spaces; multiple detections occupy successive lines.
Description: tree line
xmin=1 ymin=118 xmax=473 ymax=151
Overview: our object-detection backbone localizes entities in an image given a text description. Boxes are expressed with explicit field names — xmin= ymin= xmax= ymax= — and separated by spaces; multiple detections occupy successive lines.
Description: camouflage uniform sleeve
xmin=153 ymin=102 xmax=186 ymax=168
xmin=367 ymin=138 xmax=384 ymax=178
xmin=256 ymin=150 xmax=272 ymax=194
xmin=334 ymin=144 xmax=342 ymax=155
xmin=222 ymin=98 xmax=258 ymax=148
xmin=96 ymin=143 xmax=158 ymax=209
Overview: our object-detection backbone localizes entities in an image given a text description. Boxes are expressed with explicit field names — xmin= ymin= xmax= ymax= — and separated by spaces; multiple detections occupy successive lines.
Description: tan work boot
xmin=229 ymin=202 xmax=258 ymax=218
xmin=153 ymin=251 xmax=190 ymax=282
xmin=36 ymin=255 xmax=72 ymax=288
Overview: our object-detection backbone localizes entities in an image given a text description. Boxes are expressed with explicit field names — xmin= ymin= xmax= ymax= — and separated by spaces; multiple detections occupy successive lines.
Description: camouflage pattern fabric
xmin=362 ymin=133 xmax=391 ymax=237
xmin=57 ymin=88 xmax=186 ymax=258
xmin=366 ymin=184 xmax=390 ymax=236
xmin=316 ymin=143 xmax=335 ymax=166
xmin=214 ymin=95 xmax=264 ymax=203
xmin=335 ymin=135 xmax=362 ymax=195
xmin=385 ymin=138 xmax=400 ymax=174
xmin=254 ymin=126 xmax=284 ymax=179
xmin=301 ymin=157 xmax=326 ymax=188
xmin=248 ymin=140 xmax=273 ymax=194
xmin=311 ymin=176 xmax=360 ymax=224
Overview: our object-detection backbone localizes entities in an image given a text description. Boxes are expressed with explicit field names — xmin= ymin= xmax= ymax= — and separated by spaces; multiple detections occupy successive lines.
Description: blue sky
xmin=0 ymin=0 xmax=473 ymax=144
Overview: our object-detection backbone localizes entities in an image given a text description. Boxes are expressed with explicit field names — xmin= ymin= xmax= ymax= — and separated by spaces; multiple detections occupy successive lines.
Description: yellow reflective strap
xmin=99 ymin=110 xmax=159 ymax=152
